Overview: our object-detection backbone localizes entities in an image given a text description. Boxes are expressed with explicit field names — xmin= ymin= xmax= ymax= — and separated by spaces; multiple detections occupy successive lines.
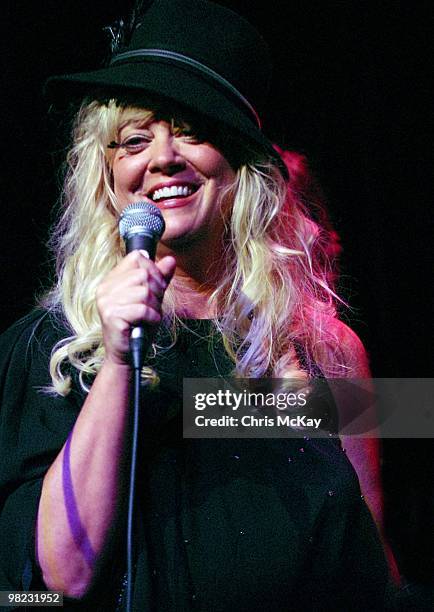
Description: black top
xmin=0 ymin=310 xmax=389 ymax=611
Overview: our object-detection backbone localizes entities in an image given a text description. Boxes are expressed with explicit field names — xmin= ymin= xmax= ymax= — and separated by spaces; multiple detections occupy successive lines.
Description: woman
xmin=0 ymin=0 xmax=391 ymax=609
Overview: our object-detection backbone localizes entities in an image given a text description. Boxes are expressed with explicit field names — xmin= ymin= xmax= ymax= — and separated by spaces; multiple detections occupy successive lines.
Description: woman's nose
xmin=147 ymin=134 xmax=185 ymax=175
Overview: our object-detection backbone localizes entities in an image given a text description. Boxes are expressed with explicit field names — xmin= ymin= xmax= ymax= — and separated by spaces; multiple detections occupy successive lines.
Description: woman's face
xmin=111 ymin=115 xmax=236 ymax=249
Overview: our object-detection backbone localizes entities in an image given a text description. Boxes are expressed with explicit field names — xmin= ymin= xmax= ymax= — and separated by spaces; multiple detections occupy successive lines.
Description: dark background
xmin=1 ymin=0 xmax=432 ymax=589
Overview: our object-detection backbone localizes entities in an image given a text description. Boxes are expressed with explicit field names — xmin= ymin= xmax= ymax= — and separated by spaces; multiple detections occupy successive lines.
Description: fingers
xmin=115 ymin=250 xmax=171 ymax=289
xmin=96 ymin=250 xmax=177 ymax=365
xmin=157 ymin=255 xmax=177 ymax=283
xmin=115 ymin=268 xmax=166 ymax=298
xmin=111 ymin=303 xmax=163 ymax=326
xmin=115 ymin=285 xmax=161 ymax=312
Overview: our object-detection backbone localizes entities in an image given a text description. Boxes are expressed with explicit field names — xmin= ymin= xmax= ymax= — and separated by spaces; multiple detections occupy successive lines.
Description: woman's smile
xmin=146 ymin=179 xmax=202 ymax=205
xmin=143 ymin=180 xmax=203 ymax=210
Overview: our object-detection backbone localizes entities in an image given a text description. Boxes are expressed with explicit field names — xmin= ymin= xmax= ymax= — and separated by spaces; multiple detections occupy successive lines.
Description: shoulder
xmin=0 ymin=310 xmax=46 ymax=370
xmin=314 ymin=316 xmax=371 ymax=378
xmin=0 ymin=308 xmax=70 ymax=380
xmin=334 ymin=319 xmax=371 ymax=377
xmin=0 ymin=309 xmax=82 ymax=450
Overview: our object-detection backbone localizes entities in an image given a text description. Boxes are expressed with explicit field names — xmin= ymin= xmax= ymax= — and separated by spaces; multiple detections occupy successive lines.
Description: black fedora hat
xmin=46 ymin=0 xmax=286 ymax=174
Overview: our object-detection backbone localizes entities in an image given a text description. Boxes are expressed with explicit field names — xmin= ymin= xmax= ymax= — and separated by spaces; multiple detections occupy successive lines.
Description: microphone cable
xmin=125 ymin=364 xmax=141 ymax=612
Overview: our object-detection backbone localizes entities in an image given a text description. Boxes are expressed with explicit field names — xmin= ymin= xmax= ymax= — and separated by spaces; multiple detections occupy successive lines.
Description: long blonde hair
xmin=41 ymin=99 xmax=347 ymax=395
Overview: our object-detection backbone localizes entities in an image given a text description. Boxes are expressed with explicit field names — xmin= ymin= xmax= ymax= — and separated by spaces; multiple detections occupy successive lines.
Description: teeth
xmin=152 ymin=185 xmax=194 ymax=201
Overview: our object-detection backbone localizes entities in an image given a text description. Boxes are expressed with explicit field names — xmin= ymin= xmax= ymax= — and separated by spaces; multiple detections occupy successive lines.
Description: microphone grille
xmin=119 ymin=201 xmax=165 ymax=240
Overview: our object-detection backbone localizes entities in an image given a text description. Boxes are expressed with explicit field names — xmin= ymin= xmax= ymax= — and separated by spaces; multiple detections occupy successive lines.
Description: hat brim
xmin=45 ymin=59 xmax=286 ymax=176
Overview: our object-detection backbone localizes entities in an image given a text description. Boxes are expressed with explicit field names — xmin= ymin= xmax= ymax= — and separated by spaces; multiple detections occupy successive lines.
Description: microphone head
xmin=119 ymin=201 xmax=165 ymax=242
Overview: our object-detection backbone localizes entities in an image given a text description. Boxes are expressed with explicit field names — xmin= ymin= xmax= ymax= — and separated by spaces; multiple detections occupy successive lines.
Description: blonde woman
xmin=0 ymin=1 xmax=392 ymax=609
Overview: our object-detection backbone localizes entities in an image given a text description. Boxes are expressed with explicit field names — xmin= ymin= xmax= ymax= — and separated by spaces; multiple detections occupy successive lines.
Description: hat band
xmin=110 ymin=48 xmax=262 ymax=128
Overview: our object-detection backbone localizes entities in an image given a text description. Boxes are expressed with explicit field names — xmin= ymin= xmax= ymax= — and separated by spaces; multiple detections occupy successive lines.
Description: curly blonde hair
xmin=41 ymin=99 xmax=347 ymax=395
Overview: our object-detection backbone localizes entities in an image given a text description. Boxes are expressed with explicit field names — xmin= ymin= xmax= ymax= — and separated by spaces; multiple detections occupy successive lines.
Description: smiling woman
xmin=111 ymin=112 xmax=236 ymax=247
xmin=0 ymin=1 xmax=393 ymax=610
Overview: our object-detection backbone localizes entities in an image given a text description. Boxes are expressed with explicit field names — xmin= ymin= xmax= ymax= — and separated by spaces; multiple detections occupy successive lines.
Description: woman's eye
xmin=178 ymin=130 xmax=203 ymax=143
xmin=172 ymin=123 xmax=203 ymax=143
xmin=121 ymin=135 xmax=152 ymax=152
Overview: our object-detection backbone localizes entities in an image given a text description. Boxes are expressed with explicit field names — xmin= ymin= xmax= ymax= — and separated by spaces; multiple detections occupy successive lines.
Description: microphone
xmin=119 ymin=202 xmax=165 ymax=369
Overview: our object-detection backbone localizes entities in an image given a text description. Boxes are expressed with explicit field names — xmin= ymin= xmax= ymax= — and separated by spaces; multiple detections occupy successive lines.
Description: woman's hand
xmin=96 ymin=250 xmax=176 ymax=366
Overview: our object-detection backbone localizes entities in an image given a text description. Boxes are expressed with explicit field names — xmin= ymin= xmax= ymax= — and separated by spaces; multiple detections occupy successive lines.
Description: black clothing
xmin=0 ymin=310 xmax=389 ymax=611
